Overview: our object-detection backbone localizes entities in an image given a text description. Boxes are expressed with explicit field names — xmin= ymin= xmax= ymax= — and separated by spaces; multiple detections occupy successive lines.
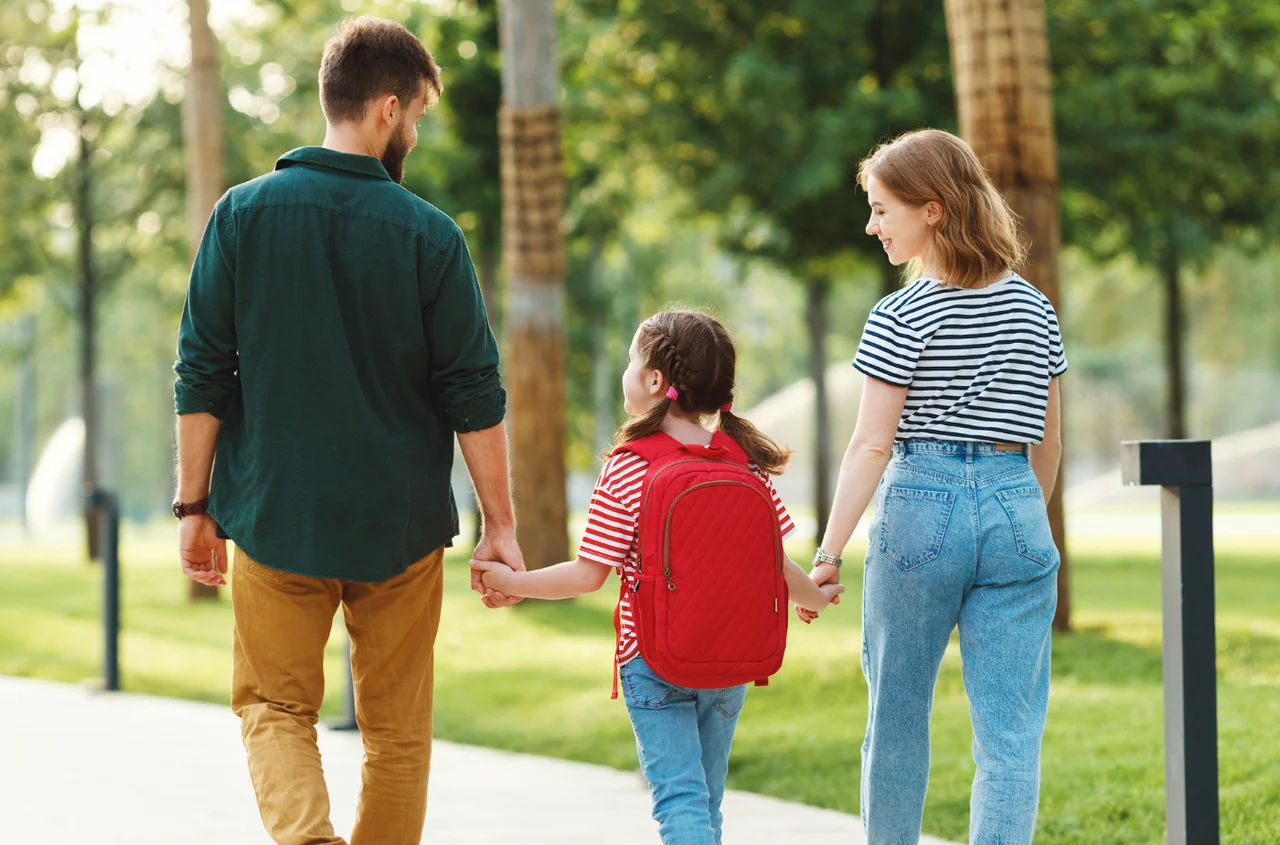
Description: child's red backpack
xmin=612 ymin=430 xmax=789 ymax=693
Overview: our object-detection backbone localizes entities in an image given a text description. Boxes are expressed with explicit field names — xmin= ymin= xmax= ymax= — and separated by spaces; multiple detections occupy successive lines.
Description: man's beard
xmin=380 ymin=122 xmax=412 ymax=184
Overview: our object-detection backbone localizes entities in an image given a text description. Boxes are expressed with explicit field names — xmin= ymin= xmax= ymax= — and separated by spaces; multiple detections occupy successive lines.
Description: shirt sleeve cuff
xmin=445 ymin=385 xmax=507 ymax=433
xmin=174 ymin=379 xmax=236 ymax=419
xmin=852 ymin=359 xmax=913 ymax=388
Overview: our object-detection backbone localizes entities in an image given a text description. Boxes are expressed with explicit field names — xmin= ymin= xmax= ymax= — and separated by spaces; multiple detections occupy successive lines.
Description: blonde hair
xmin=858 ymin=129 xmax=1025 ymax=289
xmin=608 ymin=309 xmax=792 ymax=475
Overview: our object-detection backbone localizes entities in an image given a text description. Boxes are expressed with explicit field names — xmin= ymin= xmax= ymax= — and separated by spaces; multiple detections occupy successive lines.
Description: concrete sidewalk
xmin=0 ymin=676 xmax=959 ymax=844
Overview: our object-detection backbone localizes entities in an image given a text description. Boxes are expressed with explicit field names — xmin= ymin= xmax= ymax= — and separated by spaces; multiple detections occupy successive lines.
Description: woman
xmin=808 ymin=129 xmax=1066 ymax=845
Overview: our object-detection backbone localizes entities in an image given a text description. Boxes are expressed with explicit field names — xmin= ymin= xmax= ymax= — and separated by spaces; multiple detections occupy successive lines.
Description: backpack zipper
xmin=661 ymin=479 xmax=783 ymax=592
xmin=635 ymin=458 xmax=736 ymax=589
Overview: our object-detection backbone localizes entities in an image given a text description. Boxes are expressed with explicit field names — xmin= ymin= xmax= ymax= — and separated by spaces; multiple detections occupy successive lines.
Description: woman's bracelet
xmin=812 ymin=548 xmax=843 ymax=569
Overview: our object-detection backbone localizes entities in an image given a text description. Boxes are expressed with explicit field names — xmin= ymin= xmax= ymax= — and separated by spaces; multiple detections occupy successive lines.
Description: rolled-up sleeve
xmin=853 ymin=308 xmax=925 ymax=387
xmin=423 ymin=227 xmax=505 ymax=432
xmin=174 ymin=196 xmax=239 ymax=418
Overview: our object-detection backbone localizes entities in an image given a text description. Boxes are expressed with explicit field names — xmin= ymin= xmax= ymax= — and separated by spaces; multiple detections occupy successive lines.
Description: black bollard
xmin=87 ymin=489 xmax=121 ymax=692
xmin=1120 ymin=440 xmax=1218 ymax=845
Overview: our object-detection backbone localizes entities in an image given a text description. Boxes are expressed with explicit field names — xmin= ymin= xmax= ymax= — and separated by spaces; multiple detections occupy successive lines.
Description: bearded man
xmin=172 ymin=16 xmax=523 ymax=845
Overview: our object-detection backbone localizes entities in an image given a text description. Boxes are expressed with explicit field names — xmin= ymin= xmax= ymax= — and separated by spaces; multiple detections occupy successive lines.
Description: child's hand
xmin=469 ymin=558 xmax=519 ymax=599
xmin=797 ymin=583 xmax=846 ymax=623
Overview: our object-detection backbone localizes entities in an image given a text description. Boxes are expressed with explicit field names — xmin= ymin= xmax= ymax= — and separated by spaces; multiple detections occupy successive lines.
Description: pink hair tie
xmin=666 ymin=386 xmax=679 ymax=401
xmin=720 ymin=403 xmax=733 ymax=413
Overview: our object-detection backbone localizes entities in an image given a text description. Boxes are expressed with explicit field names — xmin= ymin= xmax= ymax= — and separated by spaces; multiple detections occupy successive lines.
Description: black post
xmin=327 ymin=632 xmax=359 ymax=732
xmin=87 ymin=488 xmax=120 ymax=692
xmin=1120 ymin=440 xmax=1218 ymax=845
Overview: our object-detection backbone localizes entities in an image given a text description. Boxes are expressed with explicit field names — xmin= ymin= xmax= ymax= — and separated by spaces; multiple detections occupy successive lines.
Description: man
xmin=173 ymin=17 xmax=522 ymax=845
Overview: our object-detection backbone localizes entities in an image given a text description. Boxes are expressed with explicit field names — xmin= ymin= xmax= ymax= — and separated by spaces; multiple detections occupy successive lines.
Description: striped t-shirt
xmin=577 ymin=449 xmax=797 ymax=666
xmin=853 ymin=275 xmax=1067 ymax=443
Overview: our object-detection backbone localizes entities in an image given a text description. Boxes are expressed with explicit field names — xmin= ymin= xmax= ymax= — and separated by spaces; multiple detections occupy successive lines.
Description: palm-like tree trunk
xmin=184 ymin=0 xmax=223 ymax=600
xmin=498 ymin=0 xmax=569 ymax=569
xmin=944 ymin=0 xmax=1071 ymax=630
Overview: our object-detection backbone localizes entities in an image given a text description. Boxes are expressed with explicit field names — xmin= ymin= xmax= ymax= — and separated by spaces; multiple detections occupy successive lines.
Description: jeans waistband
xmin=894 ymin=439 xmax=1029 ymax=456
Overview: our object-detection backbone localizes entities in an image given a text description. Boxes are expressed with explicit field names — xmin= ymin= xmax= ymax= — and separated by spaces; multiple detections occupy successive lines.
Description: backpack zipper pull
xmin=664 ymin=564 xmax=675 ymax=591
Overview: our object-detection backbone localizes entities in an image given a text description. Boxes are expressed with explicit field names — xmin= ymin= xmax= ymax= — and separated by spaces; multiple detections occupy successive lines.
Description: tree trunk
xmin=499 ymin=0 xmax=569 ymax=569
xmin=76 ymin=108 xmax=103 ymax=562
xmin=806 ymin=279 xmax=832 ymax=543
xmin=1161 ymin=245 xmax=1187 ymax=440
xmin=944 ymin=0 xmax=1071 ymax=629
xmin=184 ymin=0 xmax=224 ymax=600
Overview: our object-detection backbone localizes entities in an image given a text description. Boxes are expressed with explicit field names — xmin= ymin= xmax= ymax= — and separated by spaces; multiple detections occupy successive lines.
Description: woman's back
xmin=853 ymin=274 xmax=1067 ymax=444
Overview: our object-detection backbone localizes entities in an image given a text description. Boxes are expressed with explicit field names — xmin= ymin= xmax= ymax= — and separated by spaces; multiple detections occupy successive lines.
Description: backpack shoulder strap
xmin=612 ymin=432 xmax=683 ymax=465
xmin=708 ymin=430 xmax=750 ymax=467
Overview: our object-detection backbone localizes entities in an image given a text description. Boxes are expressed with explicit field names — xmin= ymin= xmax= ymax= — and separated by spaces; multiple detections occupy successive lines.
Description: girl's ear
xmin=925 ymin=200 xmax=944 ymax=227
xmin=646 ymin=368 xmax=665 ymax=397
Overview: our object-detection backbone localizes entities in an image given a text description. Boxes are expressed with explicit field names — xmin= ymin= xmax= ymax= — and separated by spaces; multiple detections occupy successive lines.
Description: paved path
xmin=1 ymin=676 xmax=958 ymax=844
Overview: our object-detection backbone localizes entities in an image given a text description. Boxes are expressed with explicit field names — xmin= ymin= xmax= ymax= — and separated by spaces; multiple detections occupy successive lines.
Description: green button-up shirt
xmin=174 ymin=146 xmax=504 ymax=582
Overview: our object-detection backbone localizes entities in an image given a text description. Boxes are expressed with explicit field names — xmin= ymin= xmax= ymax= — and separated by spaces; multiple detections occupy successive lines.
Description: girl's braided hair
xmin=609 ymin=309 xmax=792 ymax=475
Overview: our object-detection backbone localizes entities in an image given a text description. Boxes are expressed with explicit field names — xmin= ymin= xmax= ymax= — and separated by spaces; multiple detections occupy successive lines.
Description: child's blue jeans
xmin=620 ymin=656 xmax=748 ymax=845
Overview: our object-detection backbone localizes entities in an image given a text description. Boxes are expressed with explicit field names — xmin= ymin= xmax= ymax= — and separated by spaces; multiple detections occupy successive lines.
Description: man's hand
xmin=470 ymin=531 xmax=526 ymax=608
xmin=469 ymin=558 xmax=517 ymax=598
xmin=796 ymin=561 xmax=841 ymax=624
xmin=180 ymin=514 xmax=227 ymax=587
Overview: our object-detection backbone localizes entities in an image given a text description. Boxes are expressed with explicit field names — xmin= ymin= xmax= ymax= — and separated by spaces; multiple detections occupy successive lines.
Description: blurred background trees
xmin=0 ymin=0 xmax=1277 ymax=563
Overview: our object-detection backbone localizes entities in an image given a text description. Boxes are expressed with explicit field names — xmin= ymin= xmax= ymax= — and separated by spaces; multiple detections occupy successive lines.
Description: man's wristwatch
xmin=173 ymin=498 xmax=210 ymax=520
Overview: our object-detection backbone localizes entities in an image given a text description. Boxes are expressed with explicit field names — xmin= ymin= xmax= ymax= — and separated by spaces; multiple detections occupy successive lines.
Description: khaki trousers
xmin=230 ymin=546 xmax=444 ymax=845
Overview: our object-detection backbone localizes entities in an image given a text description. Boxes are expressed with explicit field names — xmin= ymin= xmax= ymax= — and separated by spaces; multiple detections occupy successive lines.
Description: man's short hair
xmin=319 ymin=16 xmax=443 ymax=125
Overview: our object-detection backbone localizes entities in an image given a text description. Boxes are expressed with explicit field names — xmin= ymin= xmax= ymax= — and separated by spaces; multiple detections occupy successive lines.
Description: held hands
xmin=796 ymin=561 xmax=842 ymax=625
xmin=179 ymin=514 xmax=227 ymax=587
xmin=469 ymin=530 xmax=526 ymax=608
xmin=469 ymin=557 xmax=519 ymax=603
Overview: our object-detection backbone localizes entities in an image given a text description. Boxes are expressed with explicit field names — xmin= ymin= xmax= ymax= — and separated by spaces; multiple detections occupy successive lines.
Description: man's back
xmin=175 ymin=146 xmax=504 ymax=581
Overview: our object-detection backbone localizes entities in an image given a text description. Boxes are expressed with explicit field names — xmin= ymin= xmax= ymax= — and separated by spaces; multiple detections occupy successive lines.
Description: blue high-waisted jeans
xmin=861 ymin=440 xmax=1059 ymax=845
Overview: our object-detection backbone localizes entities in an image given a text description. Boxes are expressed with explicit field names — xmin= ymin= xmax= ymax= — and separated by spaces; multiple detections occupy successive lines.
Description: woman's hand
xmin=796 ymin=561 xmax=842 ymax=623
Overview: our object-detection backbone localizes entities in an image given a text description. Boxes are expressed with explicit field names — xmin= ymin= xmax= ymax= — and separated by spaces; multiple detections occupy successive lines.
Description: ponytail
xmin=718 ymin=409 xmax=792 ymax=475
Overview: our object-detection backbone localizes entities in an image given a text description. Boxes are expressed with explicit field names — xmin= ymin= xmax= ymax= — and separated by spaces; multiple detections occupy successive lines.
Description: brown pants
xmin=230 ymin=546 xmax=444 ymax=845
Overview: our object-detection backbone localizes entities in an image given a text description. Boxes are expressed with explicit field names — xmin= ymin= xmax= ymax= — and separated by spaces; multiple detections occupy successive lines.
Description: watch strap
xmin=173 ymin=498 xmax=210 ymax=520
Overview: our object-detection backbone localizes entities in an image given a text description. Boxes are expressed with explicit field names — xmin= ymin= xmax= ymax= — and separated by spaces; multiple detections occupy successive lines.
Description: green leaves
xmin=1051 ymin=0 xmax=1280 ymax=268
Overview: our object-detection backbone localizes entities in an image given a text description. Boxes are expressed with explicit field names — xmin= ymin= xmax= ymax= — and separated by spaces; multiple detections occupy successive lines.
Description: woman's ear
xmin=925 ymin=200 xmax=944 ymax=227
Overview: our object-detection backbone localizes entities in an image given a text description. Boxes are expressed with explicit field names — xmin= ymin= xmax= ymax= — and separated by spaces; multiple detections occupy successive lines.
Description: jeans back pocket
xmin=878 ymin=486 xmax=958 ymax=571
xmin=995 ymin=486 xmax=1059 ymax=568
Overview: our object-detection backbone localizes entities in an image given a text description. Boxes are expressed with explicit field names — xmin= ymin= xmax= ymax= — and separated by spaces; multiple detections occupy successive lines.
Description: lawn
xmin=1 ymin=527 xmax=1277 ymax=844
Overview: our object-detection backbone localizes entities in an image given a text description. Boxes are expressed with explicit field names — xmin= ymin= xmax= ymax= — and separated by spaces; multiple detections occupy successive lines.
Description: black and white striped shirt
xmin=852 ymin=275 xmax=1067 ymax=443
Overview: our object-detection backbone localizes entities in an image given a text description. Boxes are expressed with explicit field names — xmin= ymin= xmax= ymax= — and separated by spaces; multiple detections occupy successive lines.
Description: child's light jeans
xmin=620 ymin=656 xmax=748 ymax=845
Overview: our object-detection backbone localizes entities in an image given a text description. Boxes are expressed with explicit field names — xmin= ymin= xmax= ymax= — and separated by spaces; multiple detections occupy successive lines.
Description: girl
xmin=805 ymin=129 xmax=1066 ymax=845
xmin=471 ymin=309 xmax=844 ymax=845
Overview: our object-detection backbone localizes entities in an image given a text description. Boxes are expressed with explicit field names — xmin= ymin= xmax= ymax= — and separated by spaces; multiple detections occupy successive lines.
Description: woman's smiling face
xmin=864 ymin=172 xmax=939 ymax=267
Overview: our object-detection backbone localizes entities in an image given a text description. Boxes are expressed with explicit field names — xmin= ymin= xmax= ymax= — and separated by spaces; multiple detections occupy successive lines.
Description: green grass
xmin=1 ymin=529 xmax=1278 ymax=844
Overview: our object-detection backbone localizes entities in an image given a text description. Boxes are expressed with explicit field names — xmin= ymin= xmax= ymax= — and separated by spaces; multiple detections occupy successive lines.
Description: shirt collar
xmin=275 ymin=146 xmax=392 ymax=181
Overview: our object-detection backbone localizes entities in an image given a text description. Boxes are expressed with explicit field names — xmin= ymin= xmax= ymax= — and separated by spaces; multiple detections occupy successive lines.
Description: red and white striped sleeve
xmin=750 ymin=463 xmax=797 ymax=540
xmin=577 ymin=453 xmax=646 ymax=567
